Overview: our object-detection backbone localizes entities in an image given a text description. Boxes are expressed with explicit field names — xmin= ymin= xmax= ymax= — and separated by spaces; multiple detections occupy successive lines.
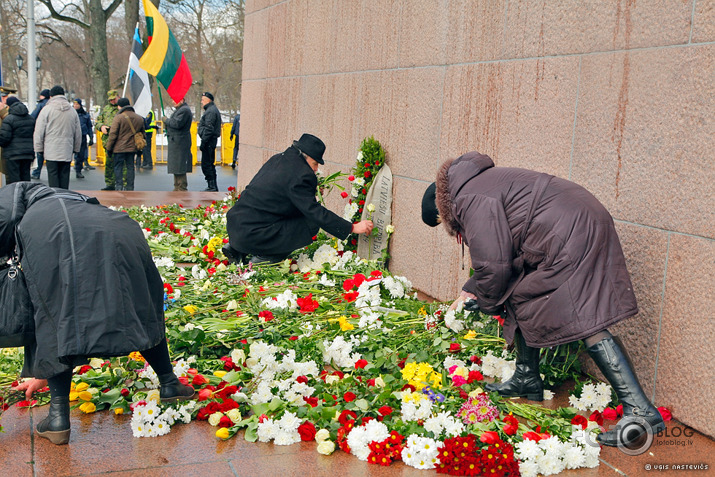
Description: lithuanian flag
xmin=140 ymin=0 xmax=192 ymax=102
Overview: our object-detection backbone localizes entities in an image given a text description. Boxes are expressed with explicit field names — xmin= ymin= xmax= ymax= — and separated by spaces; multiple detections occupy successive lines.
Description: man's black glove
xmin=463 ymin=299 xmax=480 ymax=312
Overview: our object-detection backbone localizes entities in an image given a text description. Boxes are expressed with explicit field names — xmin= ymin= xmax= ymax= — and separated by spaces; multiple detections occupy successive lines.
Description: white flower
xmin=317 ymin=439 xmax=335 ymax=455
xmin=256 ymin=419 xmax=279 ymax=442
xmin=277 ymin=411 xmax=301 ymax=431
xmin=444 ymin=309 xmax=465 ymax=332
xmin=516 ymin=439 xmax=541 ymax=461
xmin=315 ymin=429 xmax=330 ymax=442
xmin=518 ymin=460 xmax=540 ymax=477
xmin=366 ymin=203 xmax=375 ymax=213
xmin=226 ymin=408 xmax=242 ymax=423
xmin=274 ymin=430 xmax=301 ymax=445
xmin=385 ymin=224 xmax=394 ymax=234
xmin=543 ymin=389 xmax=555 ymax=400
xmin=208 ymin=412 xmax=223 ymax=427
xmin=563 ymin=444 xmax=586 ymax=469
xmin=191 ymin=264 xmax=208 ymax=280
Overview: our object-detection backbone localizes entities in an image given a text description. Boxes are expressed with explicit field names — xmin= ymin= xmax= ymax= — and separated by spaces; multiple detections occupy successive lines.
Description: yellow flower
xmin=114 ymin=408 xmax=124 ymax=415
xmin=69 ymin=391 xmax=79 ymax=401
xmin=468 ymin=387 xmax=484 ymax=398
xmin=214 ymin=370 xmax=227 ymax=378
xmin=78 ymin=391 xmax=94 ymax=401
xmin=207 ymin=236 xmax=224 ymax=254
xmin=464 ymin=330 xmax=477 ymax=340
xmin=74 ymin=382 xmax=90 ymax=392
xmin=452 ymin=366 xmax=469 ymax=378
xmin=146 ymin=389 xmax=161 ymax=404
xmin=215 ymin=427 xmax=230 ymax=440
xmin=79 ymin=402 xmax=96 ymax=413
xmin=183 ymin=305 xmax=198 ymax=315
xmin=418 ymin=307 xmax=427 ymax=316
xmin=374 ymin=376 xmax=386 ymax=388
xmin=128 ymin=352 xmax=145 ymax=362
xmin=338 ymin=315 xmax=354 ymax=331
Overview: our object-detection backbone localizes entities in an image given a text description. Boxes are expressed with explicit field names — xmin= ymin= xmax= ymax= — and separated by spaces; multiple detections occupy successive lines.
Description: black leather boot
xmin=221 ymin=244 xmax=246 ymax=264
xmin=36 ymin=395 xmax=71 ymax=445
xmin=587 ymin=336 xmax=665 ymax=447
xmin=158 ymin=372 xmax=195 ymax=403
xmin=203 ymin=179 xmax=218 ymax=192
xmin=485 ymin=330 xmax=544 ymax=401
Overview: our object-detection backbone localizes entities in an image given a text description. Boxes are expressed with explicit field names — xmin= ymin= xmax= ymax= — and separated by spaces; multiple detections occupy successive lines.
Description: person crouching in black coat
xmin=1 ymin=183 xmax=195 ymax=445
xmin=225 ymin=134 xmax=374 ymax=264
xmin=0 ymin=96 xmax=35 ymax=183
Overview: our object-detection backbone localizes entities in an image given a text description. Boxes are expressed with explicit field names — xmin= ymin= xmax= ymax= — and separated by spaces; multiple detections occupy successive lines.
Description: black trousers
xmin=142 ymin=132 xmax=153 ymax=167
xmin=113 ymin=152 xmax=135 ymax=191
xmin=46 ymin=161 xmax=71 ymax=189
xmin=4 ymin=158 xmax=33 ymax=183
xmin=200 ymin=139 xmax=217 ymax=181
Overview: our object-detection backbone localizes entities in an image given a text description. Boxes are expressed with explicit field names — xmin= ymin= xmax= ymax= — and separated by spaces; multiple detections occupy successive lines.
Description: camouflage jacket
xmin=95 ymin=103 xmax=119 ymax=138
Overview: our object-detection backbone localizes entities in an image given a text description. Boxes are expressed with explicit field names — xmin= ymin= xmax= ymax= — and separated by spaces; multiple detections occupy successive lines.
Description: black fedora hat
xmin=293 ymin=133 xmax=326 ymax=165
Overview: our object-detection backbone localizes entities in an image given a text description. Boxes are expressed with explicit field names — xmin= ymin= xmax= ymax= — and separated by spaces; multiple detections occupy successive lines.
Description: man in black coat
xmin=0 ymin=96 xmax=36 ymax=183
xmin=225 ymin=134 xmax=374 ymax=264
xmin=197 ymin=92 xmax=221 ymax=191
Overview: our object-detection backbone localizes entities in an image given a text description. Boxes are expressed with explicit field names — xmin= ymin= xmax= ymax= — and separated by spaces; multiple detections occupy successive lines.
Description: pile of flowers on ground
xmin=0 ymin=150 xmax=671 ymax=473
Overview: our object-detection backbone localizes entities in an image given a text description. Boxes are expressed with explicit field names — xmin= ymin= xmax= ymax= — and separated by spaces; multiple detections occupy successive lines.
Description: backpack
xmin=124 ymin=113 xmax=147 ymax=151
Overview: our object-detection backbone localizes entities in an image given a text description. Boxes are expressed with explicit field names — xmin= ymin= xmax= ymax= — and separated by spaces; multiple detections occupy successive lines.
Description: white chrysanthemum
xmin=343 ymin=201 xmax=359 ymax=219
xmin=444 ymin=309 xmax=465 ymax=332
xmin=543 ymin=389 xmax=555 ymax=400
xmin=249 ymin=340 xmax=279 ymax=360
xmin=295 ymin=253 xmax=313 ymax=273
xmin=443 ymin=356 xmax=466 ymax=371
xmin=261 ymin=289 xmax=298 ymax=310
xmin=318 ymin=274 xmax=336 ymax=287
xmin=334 ymin=250 xmax=356 ymax=270
xmin=277 ymin=411 xmax=301 ymax=431
xmin=518 ymin=460 xmax=540 ymax=477
xmin=256 ymin=419 xmax=280 ymax=442
xmin=563 ymin=444 xmax=586 ymax=469
xmin=346 ymin=426 xmax=371 ymax=461
xmin=381 ymin=276 xmax=405 ymax=299
xmin=312 ymin=244 xmax=339 ymax=267
xmin=322 ymin=336 xmax=360 ymax=368
xmin=363 ymin=420 xmax=390 ymax=443
xmin=153 ymin=418 xmax=171 ymax=436
xmin=274 ymin=430 xmax=301 ymax=446
xmin=401 ymin=435 xmax=440 ymax=470
xmin=357 ymin=310 xmax=383 ymax=330
xmin=535 ymin=451 xmax=565 ymax=476
xmin=191 ymin=264 xmax=208 ymax=280
xmin=131 ymin=419 xmax=150 ymax=438
xmin=516 ymin=439 xmax=542 ymax=461
xmin=539 ymin=436 xmax=565 ymax=459
xmin=355 ymin=281 xmax=382 ymax=308
xmin=153 ymin=256 xmax=175 ymax=268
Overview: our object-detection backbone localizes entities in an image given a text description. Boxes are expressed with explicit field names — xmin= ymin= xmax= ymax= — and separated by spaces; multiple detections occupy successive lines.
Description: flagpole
xmin=157 ymin=83 xmax=165 ymax=117
xmin=122 ymin=22 xmax=141 ymax=98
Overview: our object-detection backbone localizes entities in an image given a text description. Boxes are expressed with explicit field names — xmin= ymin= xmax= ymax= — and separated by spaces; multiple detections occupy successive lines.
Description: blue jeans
xmin=113 ymin=152 xmax=135 ymax=191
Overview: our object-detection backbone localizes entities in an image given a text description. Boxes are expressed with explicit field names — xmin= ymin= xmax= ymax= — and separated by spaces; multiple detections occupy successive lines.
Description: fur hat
xmin=292 ymin=133 xmax=326 ymax=165
xmin=50 ymin=85 xmax=65 ymax=97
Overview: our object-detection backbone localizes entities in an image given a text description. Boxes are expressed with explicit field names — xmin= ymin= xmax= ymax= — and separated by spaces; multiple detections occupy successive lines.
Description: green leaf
xmin=354 ymin=399 xmax=369 ymax=411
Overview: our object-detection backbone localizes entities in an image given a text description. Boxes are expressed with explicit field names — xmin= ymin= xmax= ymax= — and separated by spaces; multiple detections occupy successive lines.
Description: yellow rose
xmin=146 ymin=389 xmax=161 ymax=404
xmin=317 ymin=440 xmax=335 ymax=455
xmin=468 ymin=387 xmax=484 ymax=398
xmin=453 ymin=366 xmax=469 ymax=378
xmin=114 ymin=407 xmax=124 ymax=415
xmin=215 ymin=427 xmax=230 ymax=440
xmin=315 ymin=429 xmax=330 ymax=442
xmin=214 ymin=370 xmax=227 ymax=378
xmin=74 ymin=382 xmax=90 ymax=392
xmin=464 ymin=330 xmax=477 ymax=340
xmin=183 ymin=305 xmax=198 ymax=315
xmin=79 ymin=402 xmax=96 ymax=413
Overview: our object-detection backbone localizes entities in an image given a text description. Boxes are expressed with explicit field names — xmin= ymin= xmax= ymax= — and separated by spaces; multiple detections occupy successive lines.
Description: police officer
xmin=141 ymin=110 xmax=158 ymax=169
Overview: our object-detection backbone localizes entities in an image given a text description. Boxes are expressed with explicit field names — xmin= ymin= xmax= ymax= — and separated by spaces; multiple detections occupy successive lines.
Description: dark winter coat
xmin=105 ymin=106 xmax=146 ymax=154
xmin=164 ymin=102 xmax=193 ymax=174
xmin=226 ymin=146 xmax=353 ymax=256
xmin=435 ymin=152 xmax=637 ymax=348
xmin=77 ymin=109 xmax=93 ymax=136
xmin=197 ymin=102 xmax=221 ymax=148
xmin=230 ymin=113 xmax=240 ymax=141
xmin=0 ymin=102 xmax=36 ymax=161
xmin=0 ymin=183 xmax=166 ymax=378
xmin=30 ymin=98 xmax=48 ymax=120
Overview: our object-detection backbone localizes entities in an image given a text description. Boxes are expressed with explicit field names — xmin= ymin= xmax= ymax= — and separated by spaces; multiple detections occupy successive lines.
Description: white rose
xmin=315 ymin=429 xmax=330 ymax=442
xmin=324 ymin=375 xmax=340 ymax=385
xmin=317 ymin=439 xmax=336 ymax=455
xmin=374 ymin=376 xmax=386 ymax=388
xmin=366 ymin=203 xmax=375 ymax=213
xmin=146 ymin=389 xmax=161 ymax=404
xmin=226 ymin=408 xmax=242 ymax=423
xmin=208 ymin=412 xmax=224 ymax=427
xmin=89 ymin=358 xmax=105 ymax=369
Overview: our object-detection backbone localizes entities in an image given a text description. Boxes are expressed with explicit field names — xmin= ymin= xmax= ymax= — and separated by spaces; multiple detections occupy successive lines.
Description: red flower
xmin=296 ymin=293 xmax=320 ymax=313
xmin=120 ymin=388 xmax=130 ymax=397
xmin=449 ymin=342 xmax=461 ymax=353
xmin=348 ymin=175 xmax=355 ymax=181
xmin=602 ymin=407 xmax=618 ymax=421
xmin=354 ymin=359 xmax=368 ymax=369
xmin=343 ymin=392 xmax=357 ymax=402
xmin=479 ymin=431 xmax=499 ymax=444
xmin=467 ymin=370 xmax=484 ymax=383
xmin=364 ymin=171 xmax=371 ymax=178
xmin=289 ymin=335 xmax=298 ymax=341
xmin=342 ymin=279 xmax=355 ymax=291
xmin=378 ymin=406 xmax=393 ymax=416
xmin=16 ymin=400 xmax=37 ymax=408
xmin=658 ymin=407 xmax=672 ymax=421
xmin=258 ymin=310 xmax=274 ymax=322
xmin=341 ymin=191 xmax=348 ymax=198
xmin=197 ymin=388 xmax=212 ymax=401
xmin=589 ymin=410 xmax=604 ymax=426
xmin=77 ymin=365 xmax=92 ymax=375
xmin=522 ymin=431 xmax=544 ymax=442
xmin=364 ymin=163 xmax=370 ymax=168
xmin=358 ymin=199 xmax=365 ymax=206
xmin=494 ymin=315 xmax=505 ymax=326
xmin=342 ymin=291 xmax=359 ymax=302
xmin=228 ymin=186 xmax=235 ymax=192
xmin=503 ymin=414 xmax=519 ymax=435
xmin=303 ymin=396 xmax=319 ymax=407
xmin=352 ymin=273 xmax=366 ymax=287
xmin=219 ymin=415 xmax=233 ymax=428
xmin=571 ymin=414 xmax=589 ymax=429
xmin=616 ymin=404 xmax=624 ymax=417
xmin=192 ymin=374 xmax=208 ymax=386
xmin=338 ymin=410 xmax=357 ymax=425
xmin=297 ymin=421 xmax=317 ymax=441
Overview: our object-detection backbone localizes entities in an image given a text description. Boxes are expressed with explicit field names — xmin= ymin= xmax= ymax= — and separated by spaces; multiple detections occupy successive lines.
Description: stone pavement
xmin=0 ymin=191 xmax=712 ymax=477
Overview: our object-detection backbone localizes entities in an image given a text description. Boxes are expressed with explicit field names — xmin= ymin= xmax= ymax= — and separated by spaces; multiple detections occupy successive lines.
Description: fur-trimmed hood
xmin=435 ymin=152 xmax=495 ymax=237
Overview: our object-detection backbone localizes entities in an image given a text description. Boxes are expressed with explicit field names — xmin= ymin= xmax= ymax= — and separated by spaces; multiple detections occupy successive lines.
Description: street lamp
xmin=15 ymin=55 xmax=41 ymax=72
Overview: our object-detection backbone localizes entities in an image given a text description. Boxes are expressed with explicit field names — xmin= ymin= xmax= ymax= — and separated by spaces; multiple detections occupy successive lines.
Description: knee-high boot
xmin=485 ymin=330 xmax=544 ymax=401
xmin=37 ymin=371 xmax=72 ymax=445
xmin=587 ymin=336 xmax=665 ymax=447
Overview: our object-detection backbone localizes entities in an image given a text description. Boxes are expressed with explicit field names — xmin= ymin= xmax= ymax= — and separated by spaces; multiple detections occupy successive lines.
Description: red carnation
xmin=297 ymin=421 xmax=317 ymax=441
xmin=258 ymin=310 xmax=274 ymax=322
xmin=341 ymin=191 xmax=348 ymax=198
xmin=378 ymin=406 xmax=393 ymax=416
xmin=503 ymin=414 xmax=519 ymax=435
xmin=589 ymin=410 xmax=604 ymax=426
xmin=479 ymin=431 xmax=499 ymax=444
xmin=364 ymin=171 xmax=371 ymax=178
xmin=338 ymin=409 xmax=357 ymax=425
xmin=343 ymin=392 xmax=357 ymax=402
xmin=449 ymin=342 xmax=461 ymax=353
xmin=219 ymin=415 xmax=233 ymax=428
xmin=303 ymin=396 xmax=319 ymax=407
xmin=602 ymin=407 xmax=618 ymax=421
xmin=354 ymin=359 xmax=368 ymax=369
xmin=571 ymin=414 xmax=589 ymax=430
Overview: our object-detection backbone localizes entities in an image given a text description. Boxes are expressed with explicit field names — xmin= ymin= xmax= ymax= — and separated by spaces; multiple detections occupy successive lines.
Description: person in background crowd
xmin=30 ymin=88 xmax=50 ymax=179
xmin=104 ymin=98 xmax=145 ymax=191
xmin=73 ymin=98 xmax=93 ymax=178
xmin=163 ymin=96 xmax=193 ymax=191
xmin=95 ymin=89 xmax=120 ymax=190
xmin=421 ymin=151 xmax=665 ymax=447
xmin=230 ymin=112 xmax=240 ymax=170
xmin=0 ymin=85 xmax=19 ymax=180
xmin=32 ymin=85 xmax=81 ymax=190
xmin=0 ymin=96 xmax=35 ymax=183
xmin=224 ymin=134 xmax=374 ymax=264
xmin=141 ymin=110 xmax=158 ymax=169
xmin=2 ymin=182 xmax=195 ymax=445
xmin=197 ymin=92 xmax=221 ymax=191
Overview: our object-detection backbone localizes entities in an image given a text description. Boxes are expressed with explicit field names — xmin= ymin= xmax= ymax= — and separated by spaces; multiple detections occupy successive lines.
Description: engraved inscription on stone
xmin=357 ymin=165 xmax=393 ymax=260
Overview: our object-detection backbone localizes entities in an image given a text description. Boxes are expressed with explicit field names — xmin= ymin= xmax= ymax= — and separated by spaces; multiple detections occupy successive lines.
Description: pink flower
xmin=658 ymin=407 xmax=672 ymax=421
xmin=451 ymin=375 xmax=467 ymax=387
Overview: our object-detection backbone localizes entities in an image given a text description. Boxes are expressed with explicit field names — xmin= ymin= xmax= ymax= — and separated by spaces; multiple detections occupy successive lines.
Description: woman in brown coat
xmin=422 ymin=151 xmax=663 ymax=447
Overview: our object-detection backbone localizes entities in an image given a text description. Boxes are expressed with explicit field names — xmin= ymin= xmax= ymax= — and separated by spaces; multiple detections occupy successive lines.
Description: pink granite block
xmin=397 ymin=0 xmax=449 ymax=67
xmin=239 ymin=80 xmax=265 ymax=149
xmin=285 ymin=0 xmax=333 ymax=75
xmin=444 ymin=0 xmax=506 ymax=63
xmin=354 ymin=71 xmax=398 ymax=156
xmin=502 ymin=0 xmax=692 ymax=59
xmin=262 ymin=78 xmax=302 ymax=151
xmin=242 ymin=9 xmax=269 ymax=81
xmin=236 ymin=145 xmax=269 ymax=190
xmin=571 ymin=47 xmax=715 ymax=237
xmin=692 ymin=0 xmax=715 ymax=43
xmin=440 ymin=57 xmax=579 ymax=178
xmin=655 ymin=234 xmax=715 ymax=437
xmin=266 ymin=2 xmax=288 ymax=79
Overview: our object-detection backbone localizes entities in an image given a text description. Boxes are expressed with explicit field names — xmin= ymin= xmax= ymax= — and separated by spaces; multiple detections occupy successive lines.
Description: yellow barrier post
xmin=221 ymin=123 xmax=235 ymax=165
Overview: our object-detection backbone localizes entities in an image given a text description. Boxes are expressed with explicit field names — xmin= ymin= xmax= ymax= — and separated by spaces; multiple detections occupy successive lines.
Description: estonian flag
xmin=129 ymin=26 xmax=153 ymax=118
